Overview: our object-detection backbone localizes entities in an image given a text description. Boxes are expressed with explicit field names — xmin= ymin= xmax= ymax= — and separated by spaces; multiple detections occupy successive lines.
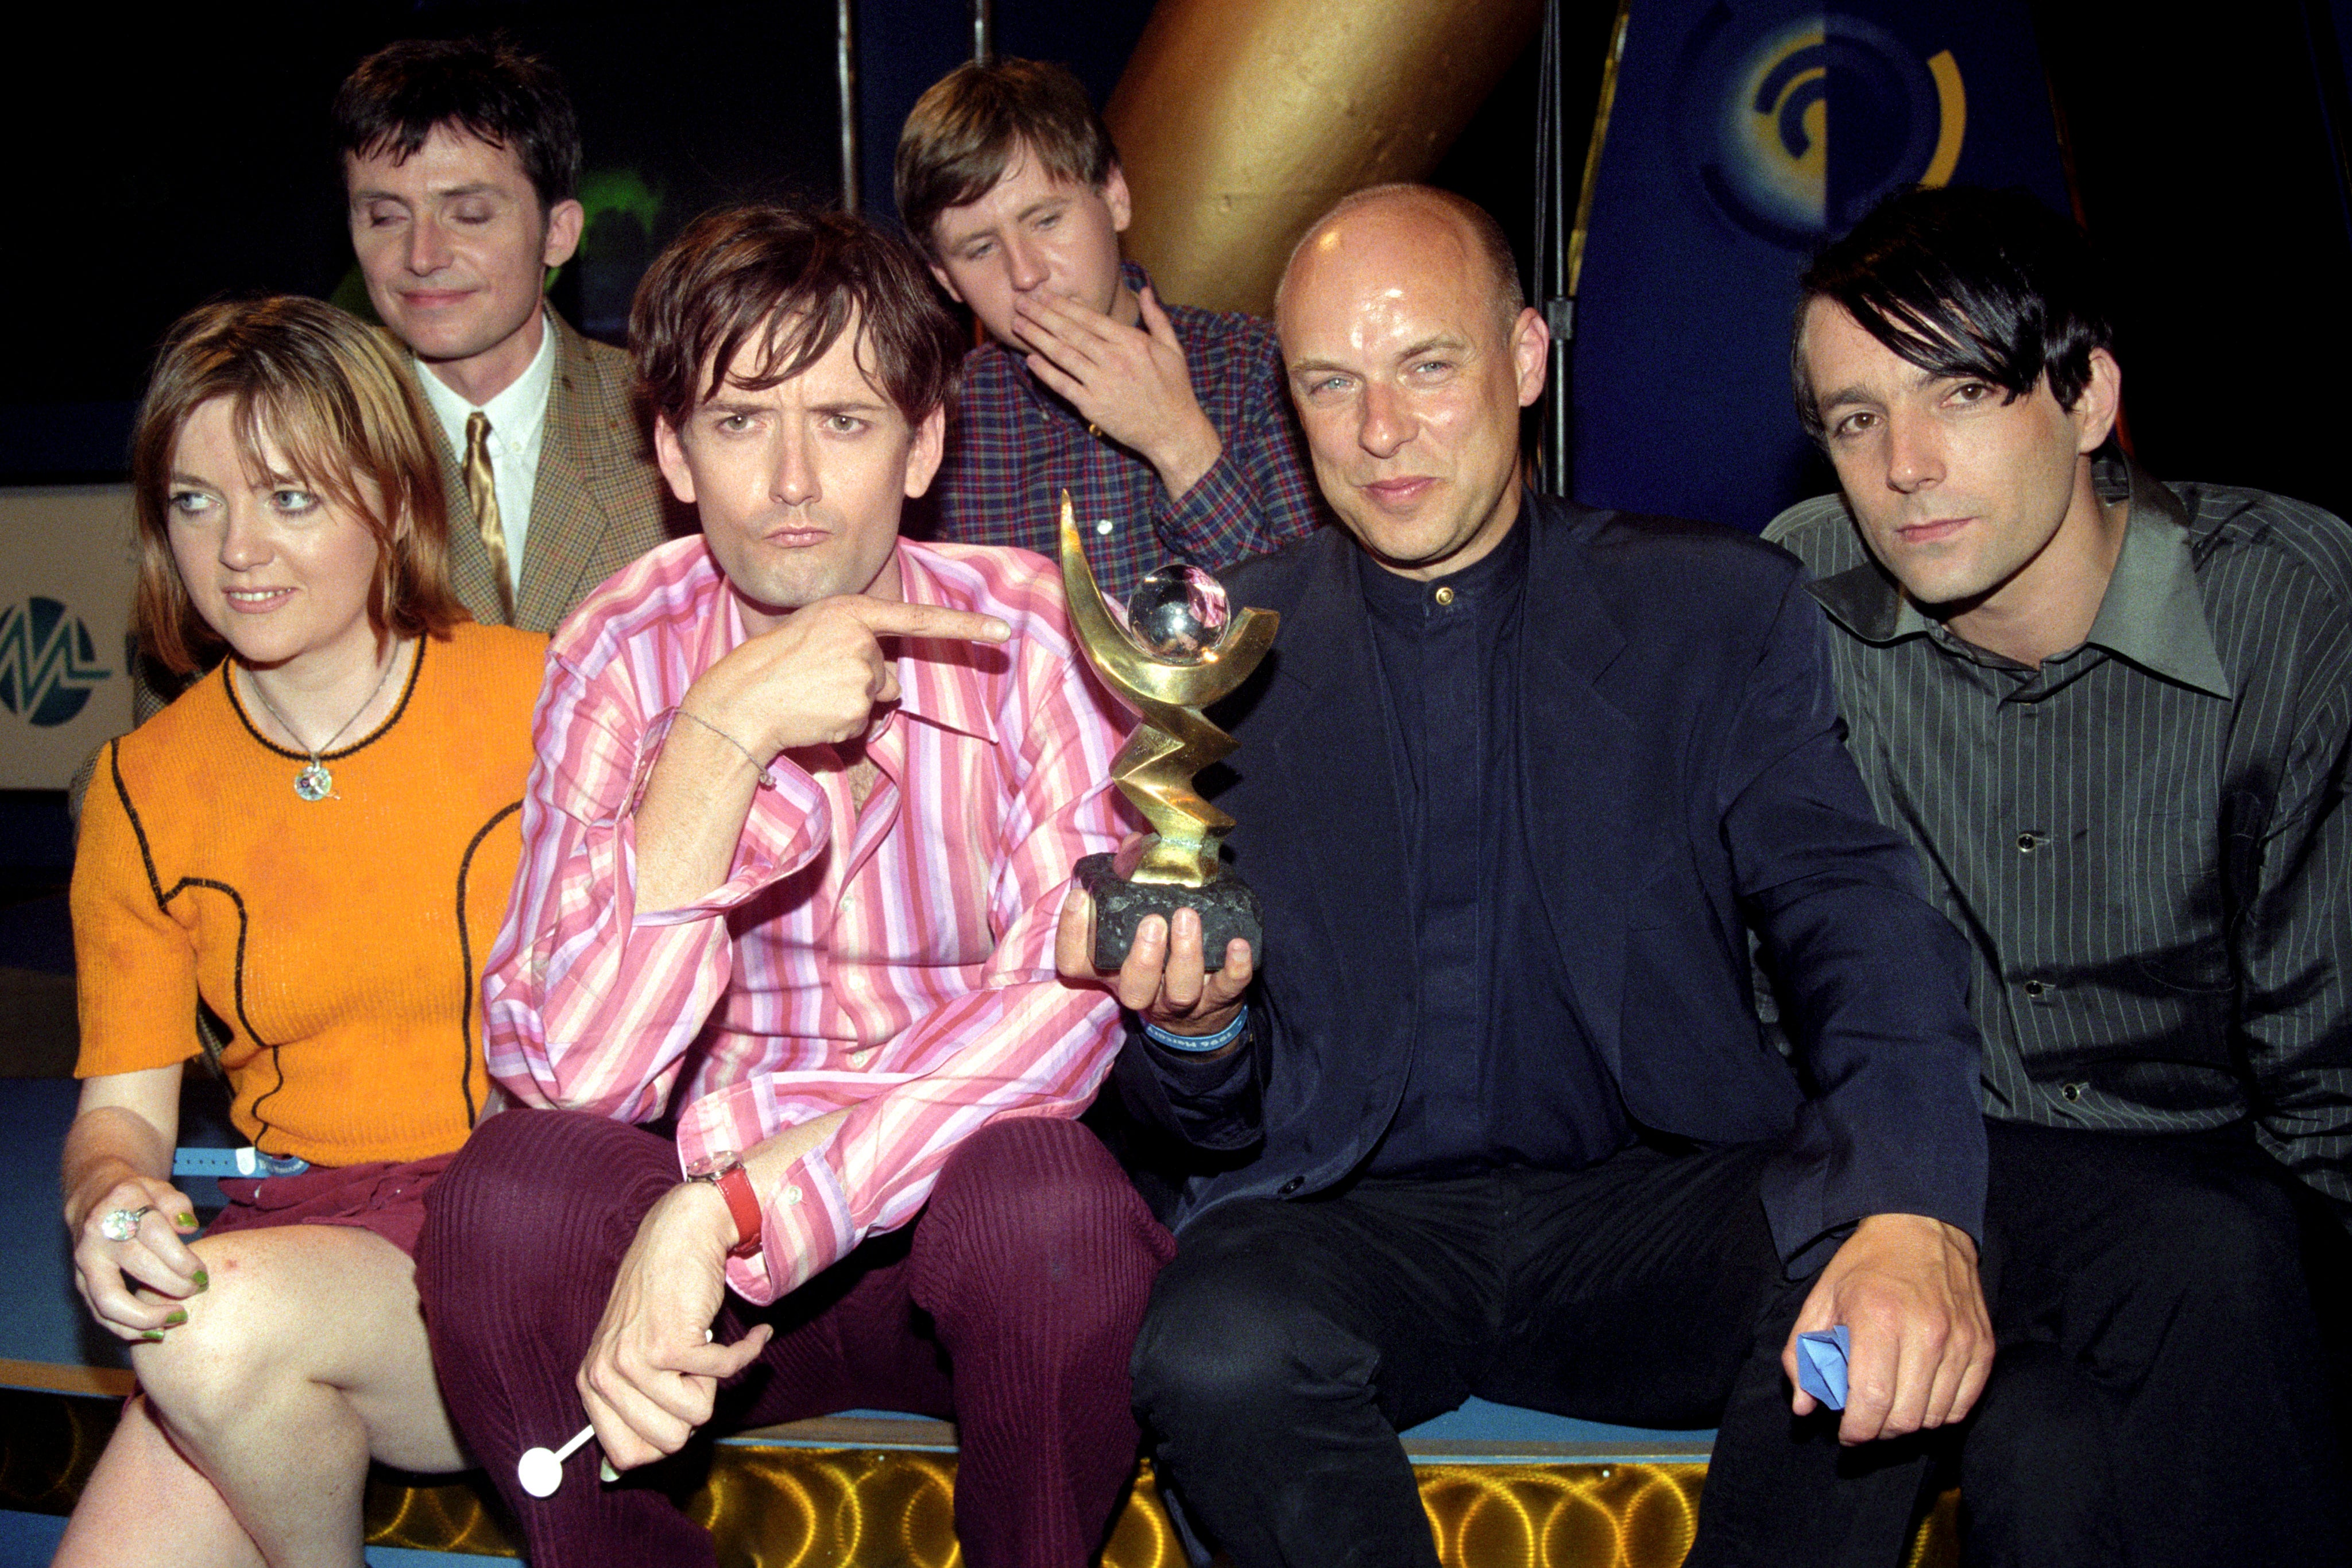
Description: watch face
xmin=684 ymin=1151 xmax=740 ymax=1181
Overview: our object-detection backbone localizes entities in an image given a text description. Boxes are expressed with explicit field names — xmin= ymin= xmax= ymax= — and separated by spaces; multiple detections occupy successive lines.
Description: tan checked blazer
xmin=432 ymin=311 xmax=686 ymax=633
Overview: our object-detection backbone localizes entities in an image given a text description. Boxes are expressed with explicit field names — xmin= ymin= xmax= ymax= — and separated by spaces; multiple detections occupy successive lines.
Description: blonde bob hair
xmin=130 ymin=296 xmax=466 ymax=673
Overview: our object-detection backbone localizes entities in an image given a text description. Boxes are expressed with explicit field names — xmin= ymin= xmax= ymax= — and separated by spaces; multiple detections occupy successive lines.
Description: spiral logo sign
xmin=1681 ymin=13 xmax=1967 ymax=247
xmin=0 ymin=597 xmax=114 ymax=727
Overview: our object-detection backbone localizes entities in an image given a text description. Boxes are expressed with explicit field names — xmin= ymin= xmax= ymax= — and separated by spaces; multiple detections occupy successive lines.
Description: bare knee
xmin=131 ymin=1232 xmax=306 ymax=1441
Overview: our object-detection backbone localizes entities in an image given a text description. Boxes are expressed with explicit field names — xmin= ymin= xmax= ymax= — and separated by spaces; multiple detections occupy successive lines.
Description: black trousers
xmin=1960 ymin=1120 xmax=2349 ymax=1568
xmin=1132 ymin=1144 xmax=1935 ymax=1568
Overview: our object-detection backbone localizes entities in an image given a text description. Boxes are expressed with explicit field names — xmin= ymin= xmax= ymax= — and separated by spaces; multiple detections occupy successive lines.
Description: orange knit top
xmin=72 ymin=621 xmax=549 ymax=1167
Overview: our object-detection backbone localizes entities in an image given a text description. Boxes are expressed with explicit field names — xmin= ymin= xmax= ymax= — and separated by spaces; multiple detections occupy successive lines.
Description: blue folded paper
xmin=1797 ymin=1325 xmax=1850 ymax=1410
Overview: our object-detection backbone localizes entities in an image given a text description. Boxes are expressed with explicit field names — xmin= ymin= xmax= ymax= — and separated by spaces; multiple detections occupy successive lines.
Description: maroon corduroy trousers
xmin=416 ymin=1108 xmax=1174 ymax=1568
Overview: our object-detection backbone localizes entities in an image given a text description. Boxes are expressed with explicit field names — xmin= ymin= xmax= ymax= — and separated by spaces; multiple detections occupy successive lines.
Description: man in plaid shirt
xmin=896 ymin=57 xmax=1326 ymax=608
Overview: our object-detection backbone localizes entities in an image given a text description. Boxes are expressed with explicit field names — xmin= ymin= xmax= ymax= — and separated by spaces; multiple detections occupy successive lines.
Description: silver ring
xmin=99 ymin=1206 xmax=152 ymax=1243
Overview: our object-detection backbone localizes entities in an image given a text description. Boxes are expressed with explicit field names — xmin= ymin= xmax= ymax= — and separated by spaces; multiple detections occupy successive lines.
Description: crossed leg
xmin=55 ymin=1222 xmax=462 ymax=1568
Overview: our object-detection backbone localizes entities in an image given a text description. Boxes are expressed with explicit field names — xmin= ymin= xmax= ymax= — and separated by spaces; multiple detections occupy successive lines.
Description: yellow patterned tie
xmin=463 ymin=409 xmax=515 ymax=624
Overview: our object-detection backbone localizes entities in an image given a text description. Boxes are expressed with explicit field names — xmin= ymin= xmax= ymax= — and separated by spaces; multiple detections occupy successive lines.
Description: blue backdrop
xmin=1570 ymin=1 xmax=2071 ymax=532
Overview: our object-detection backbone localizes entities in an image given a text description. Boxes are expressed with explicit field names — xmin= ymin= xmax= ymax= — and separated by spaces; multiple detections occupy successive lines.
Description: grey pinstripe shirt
xmin=1767 ymin=462 xmax=2352 ymax=1228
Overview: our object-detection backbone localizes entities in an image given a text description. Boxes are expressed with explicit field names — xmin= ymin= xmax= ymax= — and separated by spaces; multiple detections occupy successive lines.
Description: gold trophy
xmin=1058 ymin=494 xmax=1278 ymax=970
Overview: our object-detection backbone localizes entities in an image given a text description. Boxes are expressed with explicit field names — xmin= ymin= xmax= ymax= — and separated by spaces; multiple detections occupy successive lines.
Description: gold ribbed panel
xmin=1418 ymin=1464 xmax=1704 ymax=1566
xmin=354 ymin=1455 xmax=1956 ymax=1567
xmin=690 ymin=1451 xmax=1192 ymax=1568
xmin=4 ymin=1388 xmax=1962 ymax=1565
xmin=363 ymin=1470 xmax=521 ymax=1559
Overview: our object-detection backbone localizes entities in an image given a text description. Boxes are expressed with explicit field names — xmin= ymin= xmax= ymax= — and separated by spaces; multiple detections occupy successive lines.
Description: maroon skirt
xmin=206 ymin=1152 xmax=455 ymax=1257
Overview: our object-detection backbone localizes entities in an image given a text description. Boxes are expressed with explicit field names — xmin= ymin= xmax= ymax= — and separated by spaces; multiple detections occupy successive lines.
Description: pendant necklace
xmin=242 ymin=640 xmax=408 ymax=802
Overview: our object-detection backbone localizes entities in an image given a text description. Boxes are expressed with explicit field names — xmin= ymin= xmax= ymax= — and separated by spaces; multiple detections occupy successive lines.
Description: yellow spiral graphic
xmin=1712 ymin=20 xmax=1968 ymax=238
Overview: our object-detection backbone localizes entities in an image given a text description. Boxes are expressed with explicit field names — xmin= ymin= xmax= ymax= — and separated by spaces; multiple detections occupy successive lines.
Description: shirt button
xmin=2023 ymin=979 xmax=2049 ymax=998
xmin=1094 ymin=518 xmax=1114 ymax=535
xmin=1433 ymin=586 xmax=1455 ymax=607
xmin=783 ymin=1185 xmax=802 ymax=1205
xmin=2061 ymin=1082 xmax=2084 ymax=1102
xmin=848 ymin=1047 xmax=876 ymax=1067
xmin=2016 ymin=832 xmax=2037 ymax=853
xmin=1279 ymin=1177 xmax=1304 ymax=1195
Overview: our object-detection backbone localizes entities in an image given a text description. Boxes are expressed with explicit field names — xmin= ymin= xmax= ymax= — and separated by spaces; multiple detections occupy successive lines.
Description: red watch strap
xmin=713 ymin=1163 xmax=763 ymax=1261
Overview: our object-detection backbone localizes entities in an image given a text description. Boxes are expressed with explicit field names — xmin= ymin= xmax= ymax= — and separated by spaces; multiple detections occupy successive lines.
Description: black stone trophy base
xmin=1077 ymin=853 xmax=1262 ymax=973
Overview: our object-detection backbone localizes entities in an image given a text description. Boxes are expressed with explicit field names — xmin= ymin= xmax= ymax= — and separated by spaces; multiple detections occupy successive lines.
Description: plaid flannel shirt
xmin=931 ymin=262 xmax=1328 ymax=607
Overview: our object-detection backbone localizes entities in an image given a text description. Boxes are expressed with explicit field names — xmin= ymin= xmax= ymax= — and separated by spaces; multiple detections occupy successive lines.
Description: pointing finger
xmin=838 ymin=598 xmax=1011 ymax=645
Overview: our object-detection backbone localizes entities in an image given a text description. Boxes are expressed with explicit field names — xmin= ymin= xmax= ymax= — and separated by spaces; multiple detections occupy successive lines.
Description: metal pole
xmin=972 ymin=0 xmax=993 ymax=64
xmin=1542 ymin=0 xmax=1634 ymax=497
xmin=1534 ymin=0 xmax=1567 ymax=495
xmin=837 ymin=0 xmax=860 ymax=213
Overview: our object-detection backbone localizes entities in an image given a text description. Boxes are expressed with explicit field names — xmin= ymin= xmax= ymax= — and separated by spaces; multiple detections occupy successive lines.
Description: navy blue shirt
xmin=1357 ymin=516 xmax=1631 ymax=1176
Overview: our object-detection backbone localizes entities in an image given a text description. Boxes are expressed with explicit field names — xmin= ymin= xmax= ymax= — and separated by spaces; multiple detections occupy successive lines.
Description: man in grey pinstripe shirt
xmin=1769 ymin=185 xmax=2348 ymax=1568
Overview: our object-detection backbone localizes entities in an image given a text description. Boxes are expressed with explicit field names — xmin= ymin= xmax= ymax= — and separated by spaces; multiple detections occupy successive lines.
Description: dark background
xmin=2034 ymin=2 xmax=2352 ymax=525
xmin=2 ymin=1 xmax=2349 ymax=524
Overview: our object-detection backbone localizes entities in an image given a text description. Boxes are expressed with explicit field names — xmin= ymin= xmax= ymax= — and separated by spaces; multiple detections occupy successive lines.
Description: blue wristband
xmin=1142 ymin=1005 xmax=1249 ymax=1054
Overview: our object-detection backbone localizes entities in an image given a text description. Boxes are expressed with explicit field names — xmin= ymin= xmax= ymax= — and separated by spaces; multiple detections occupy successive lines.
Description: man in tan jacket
xmin=333 ymin=34 xmax=679 ymax=632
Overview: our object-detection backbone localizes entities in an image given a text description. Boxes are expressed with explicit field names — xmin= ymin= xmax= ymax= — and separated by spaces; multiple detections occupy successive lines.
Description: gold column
xmin=1105 ymin=0 xmax=1543 ymax=316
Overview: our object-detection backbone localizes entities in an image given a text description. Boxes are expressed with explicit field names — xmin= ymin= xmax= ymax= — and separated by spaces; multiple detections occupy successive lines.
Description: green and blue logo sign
xmin=0 ymin=597 xmax=113 ymax=727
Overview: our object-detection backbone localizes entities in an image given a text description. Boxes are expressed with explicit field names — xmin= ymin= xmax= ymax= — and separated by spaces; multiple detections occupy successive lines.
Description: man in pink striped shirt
xmin=415 ymin=203 xmax=1172 ymax=1568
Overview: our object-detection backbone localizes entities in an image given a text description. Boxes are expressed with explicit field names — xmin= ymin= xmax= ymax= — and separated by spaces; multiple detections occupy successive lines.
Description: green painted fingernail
xmin=139 ymin=1331 xmax=164 ymax=1343
xmin=176 ymin=1213 xmax=197 ymax=1229
xmin=193 ymin=1269 xmax=208 ymax=1292
xmin=164 ymin=1309 xmax=187 ymax=1326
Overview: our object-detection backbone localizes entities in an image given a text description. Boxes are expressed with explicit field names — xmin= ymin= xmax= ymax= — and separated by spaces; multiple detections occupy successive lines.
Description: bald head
xmin=1272 ymin=184 xmax=1548 ymax=581
xmin=1276 ymin=184 xmax=1525 ymax=340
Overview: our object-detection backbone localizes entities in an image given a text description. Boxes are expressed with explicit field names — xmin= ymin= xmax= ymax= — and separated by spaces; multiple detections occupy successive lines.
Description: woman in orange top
xmin=57 ymin=296 xmax=547 ymax=1567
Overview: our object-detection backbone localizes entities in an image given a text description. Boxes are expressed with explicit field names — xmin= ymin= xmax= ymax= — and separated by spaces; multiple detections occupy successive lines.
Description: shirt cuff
xmin=677 ymin=1092 xmax=859 ymax=1305
xmin=1152 ymin=448 xmax=1256 ymax=560
xmin=730 ymin=1148 xmax=855 ymax=1304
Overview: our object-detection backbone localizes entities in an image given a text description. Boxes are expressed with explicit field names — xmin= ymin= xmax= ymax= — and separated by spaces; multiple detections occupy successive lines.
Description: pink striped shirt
xmin=482 ymin=535 xmax=1134 ymax=1304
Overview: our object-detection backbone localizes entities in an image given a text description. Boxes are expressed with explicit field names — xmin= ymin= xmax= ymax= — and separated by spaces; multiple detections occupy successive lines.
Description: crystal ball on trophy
xmin=1057 ymin=498 xmax=1279 ymax=972
xmin=1123 ymin=564 xmax=1231 ymax=664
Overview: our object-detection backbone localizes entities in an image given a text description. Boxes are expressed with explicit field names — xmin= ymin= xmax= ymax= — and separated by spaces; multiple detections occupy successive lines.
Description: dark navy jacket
xmin=1113 ymin=494 xmax=1987 ymax=1265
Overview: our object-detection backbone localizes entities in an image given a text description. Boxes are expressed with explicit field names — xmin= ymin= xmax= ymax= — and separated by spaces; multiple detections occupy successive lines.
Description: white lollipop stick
xmin=517 ymin=1423 xmax=595 ymax=1499
xmin=535 ymin=1329 xmax=719 ymax=1494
